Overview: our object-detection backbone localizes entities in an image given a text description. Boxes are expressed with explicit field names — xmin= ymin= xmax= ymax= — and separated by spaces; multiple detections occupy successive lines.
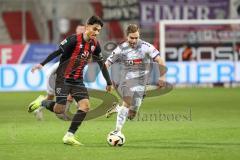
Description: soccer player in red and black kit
xmin=29 ymin=15 xmax=112 ymax=146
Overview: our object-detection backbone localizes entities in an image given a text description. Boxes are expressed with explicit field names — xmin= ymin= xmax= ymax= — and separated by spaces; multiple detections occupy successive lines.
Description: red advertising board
xmin=0 ymin=44 xmax=26 ymax=64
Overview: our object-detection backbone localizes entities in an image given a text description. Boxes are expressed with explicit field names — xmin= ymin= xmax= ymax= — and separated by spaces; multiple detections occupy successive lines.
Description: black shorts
xmin=55 ymin=79 xmax=89 ymax=105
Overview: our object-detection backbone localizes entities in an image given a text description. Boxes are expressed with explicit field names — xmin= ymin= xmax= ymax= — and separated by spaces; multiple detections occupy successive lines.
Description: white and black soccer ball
xmin=107 ymin=131 xmax=125 ymax=147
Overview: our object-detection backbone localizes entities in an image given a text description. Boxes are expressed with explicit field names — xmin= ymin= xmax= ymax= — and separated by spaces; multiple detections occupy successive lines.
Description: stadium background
xmin=0 ymin=0 xmax=240 ymax=160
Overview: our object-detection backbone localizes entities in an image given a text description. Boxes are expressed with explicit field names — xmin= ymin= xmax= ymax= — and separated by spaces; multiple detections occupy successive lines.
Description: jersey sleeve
xmin=92 ymin=42 xmax=103 ymax=62
xmin=144 ymin=42 xmax=160 ymax=60
xmin=106 ymin=46 xmax=121 ymax=66
xmin=59 ymin=34 xmax=77 ymax=55
xmin=40 ymin=48 xmax=62 ymax=66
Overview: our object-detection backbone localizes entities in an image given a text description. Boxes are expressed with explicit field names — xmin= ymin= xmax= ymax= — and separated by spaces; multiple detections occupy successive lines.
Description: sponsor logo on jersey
xmin=125 ymin=58 xmax=143 ymax=65
xmin=56 ymin=88 xmax=61 ymax=94
xmin=91 ymin=46 xmax=95 ymax=52
xmin=81 ymin=51 xmax=89 ymax=59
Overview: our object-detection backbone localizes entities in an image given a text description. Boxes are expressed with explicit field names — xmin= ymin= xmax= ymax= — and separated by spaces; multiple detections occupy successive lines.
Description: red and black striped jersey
xmin=57 ymin=33 xmax=102 ymax=83
xmin=40 ymin=33 xmax=111 ymax=86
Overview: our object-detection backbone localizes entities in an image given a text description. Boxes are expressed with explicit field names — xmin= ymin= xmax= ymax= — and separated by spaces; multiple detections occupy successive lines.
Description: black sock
xmin=68 ymin=110 xmax=87 ymax=134
xmin=41 ymin=100 xmax=55 ymax=112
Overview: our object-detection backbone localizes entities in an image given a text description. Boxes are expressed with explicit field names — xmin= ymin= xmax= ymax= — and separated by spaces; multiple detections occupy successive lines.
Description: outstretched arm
xmin=31 ymin=49 xmax=62 ymax=73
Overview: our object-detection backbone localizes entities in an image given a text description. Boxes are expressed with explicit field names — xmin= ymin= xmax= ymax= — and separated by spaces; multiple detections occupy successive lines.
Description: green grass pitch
xmin=0 ymin=88 xmax=240 ymax=160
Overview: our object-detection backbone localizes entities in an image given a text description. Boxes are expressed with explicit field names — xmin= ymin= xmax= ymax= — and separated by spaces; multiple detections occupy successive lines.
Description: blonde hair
xmin=126 ymin=24 xmax=139 ymax=35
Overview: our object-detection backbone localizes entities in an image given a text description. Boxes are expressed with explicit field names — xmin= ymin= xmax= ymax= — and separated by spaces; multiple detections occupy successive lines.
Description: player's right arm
xmin=31 ymin=49 xmax=62 ymax=73
xmin=31 ymin=35 xmax=77 ymax=73
xmin=105 ymin=46 xmax=121 ymax=68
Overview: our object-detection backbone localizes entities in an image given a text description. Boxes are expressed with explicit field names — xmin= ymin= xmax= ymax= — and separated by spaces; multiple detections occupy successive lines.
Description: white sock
xmin=115 ymin=104 xmax=121 ymax=112
xmin=115 ymin=106 xmax=129 ymax=132
xmin=66 ymin=131 xmax=74 ymax=137
xmin=37 ymin=106 xmax=45 ymax=111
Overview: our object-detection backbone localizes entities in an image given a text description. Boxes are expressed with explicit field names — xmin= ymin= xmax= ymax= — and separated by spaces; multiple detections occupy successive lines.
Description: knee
xmin=54 ymin=105 xmax=65 ymax=114
xmin=80 ymin=106 xmax=89 ymax=112
xmin=47 ymin=94 xmax=54 ymax=100
xmin=78 ymin=100 xmax=90 ymax=112
xmin=128 ymin=110 xmax=137 ymax=120
xmin=122 ymin=99 xmax=131 ymax=108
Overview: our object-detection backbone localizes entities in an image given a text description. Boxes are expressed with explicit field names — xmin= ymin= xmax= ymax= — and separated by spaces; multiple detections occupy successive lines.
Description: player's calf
xmin=54 ymin=104 xmax=66 ymax=114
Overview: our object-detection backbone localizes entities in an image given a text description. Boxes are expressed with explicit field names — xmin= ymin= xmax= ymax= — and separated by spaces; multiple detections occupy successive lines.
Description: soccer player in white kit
xmin=105 ymin=24 xmax=166 ymax=133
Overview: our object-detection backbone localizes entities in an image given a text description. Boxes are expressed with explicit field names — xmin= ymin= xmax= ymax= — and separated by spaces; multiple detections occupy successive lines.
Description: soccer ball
xmin=107 ymin=131 xmax=125 ymax=146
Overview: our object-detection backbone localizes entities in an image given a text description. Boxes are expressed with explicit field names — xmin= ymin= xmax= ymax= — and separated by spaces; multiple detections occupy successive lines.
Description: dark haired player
xmin=29 ymin=15 xmax=112 ymax=146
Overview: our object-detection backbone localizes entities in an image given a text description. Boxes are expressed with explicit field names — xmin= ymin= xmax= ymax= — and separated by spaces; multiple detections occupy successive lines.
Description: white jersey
xmin=106 ymin=39 xmax=160 ymax=85
xmin=46 ymin=62 xmax=59 ymax=95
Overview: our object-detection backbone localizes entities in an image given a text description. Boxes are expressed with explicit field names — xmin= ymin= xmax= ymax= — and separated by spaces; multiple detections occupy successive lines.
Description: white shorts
xmin=46 ymin=73 xmax=56 ymax=95
xmin=117 ymin=83 xmax=145 ymax=111
xmin=46 ymin=62 xmax=59 ymax=95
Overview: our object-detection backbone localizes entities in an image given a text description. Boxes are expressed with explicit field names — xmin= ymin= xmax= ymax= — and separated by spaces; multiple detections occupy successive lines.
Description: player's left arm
xmin=147 ymin=43 xmax=167 ymax=88
xmin=93 ymin=43 xmax=112 ymax=92
xmin=154 ymin=55 xmax=167 ymax=87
